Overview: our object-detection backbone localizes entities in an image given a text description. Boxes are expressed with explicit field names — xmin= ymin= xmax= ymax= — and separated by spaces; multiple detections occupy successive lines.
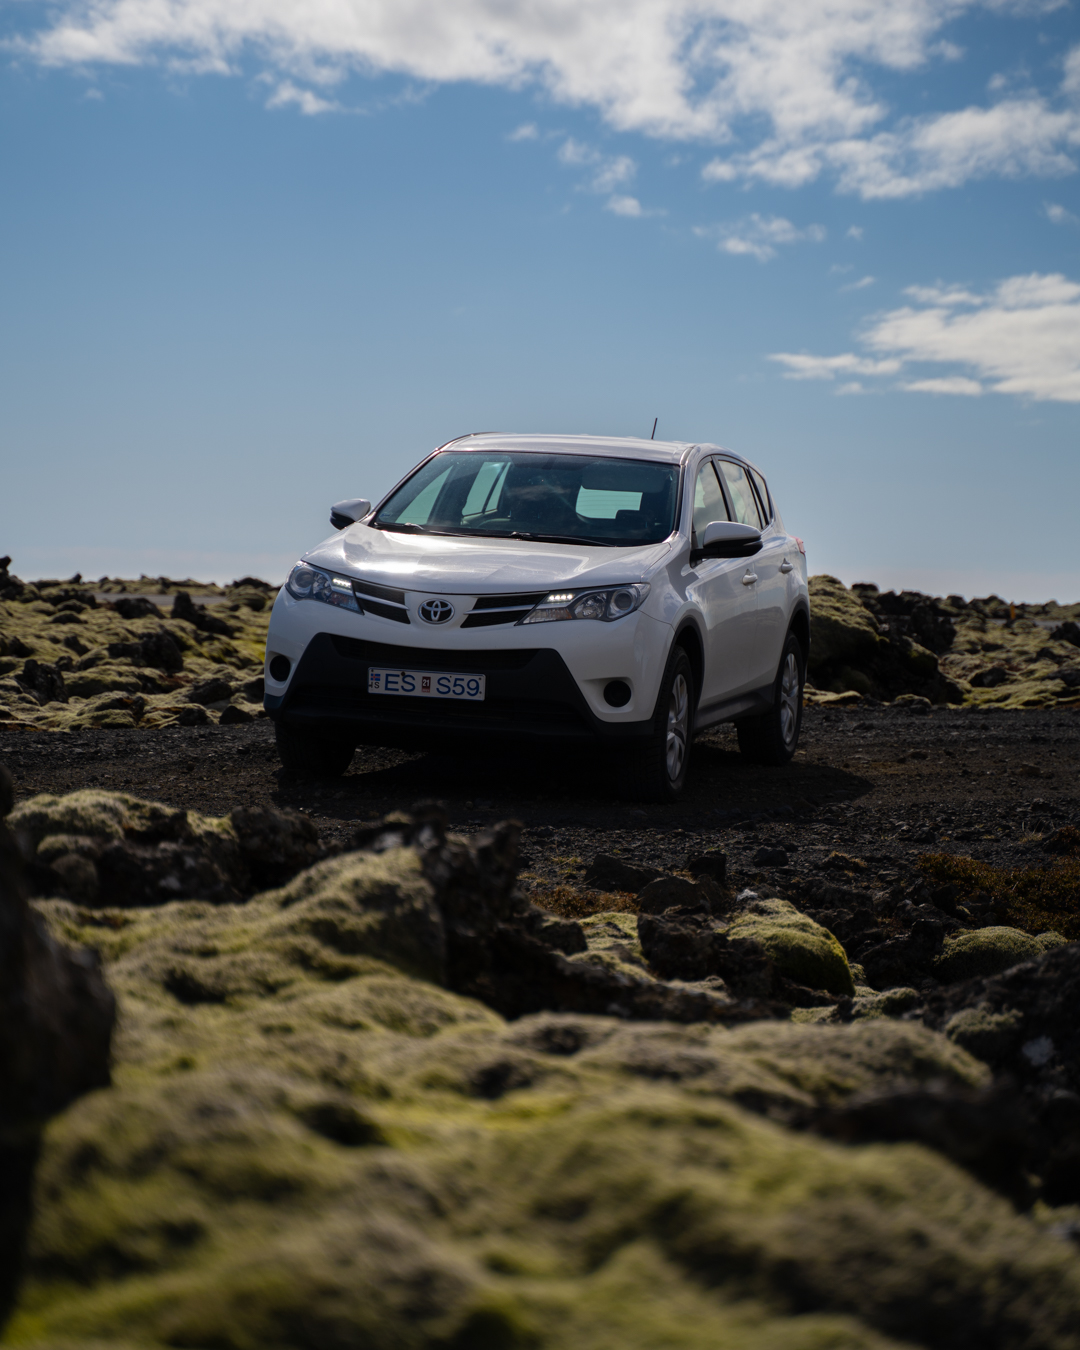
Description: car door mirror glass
xmin=700 ymin=520 xmax=762 ymax=558
xmin=330 ymin=498 xmax=372 ymax=530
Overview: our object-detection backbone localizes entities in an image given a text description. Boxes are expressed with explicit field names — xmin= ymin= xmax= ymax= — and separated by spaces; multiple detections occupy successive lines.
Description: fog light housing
xmin=604 ymin=680 xmax=631 ymax=708
xmin=269 ymin=655 xmax=291 ymax=682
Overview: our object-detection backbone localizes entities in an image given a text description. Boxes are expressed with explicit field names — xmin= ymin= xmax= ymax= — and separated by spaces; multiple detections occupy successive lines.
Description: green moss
xmin=10 ymin=792 xmax=136 ymax=846
xmin=807 ymin=576 xmax=882 ymax=672
xmin=933 ymin=927 xmax=1065 ymax=983
xmin=944 ymin=1007 xmax=1024 ymax=1062
xmin=850 ymin=987 xmax=922 ymax=1021
xmin=919 ymin=851 xmax=1080 ymax=941
xmin=728 ymin=898 xmax=856 ymax=996
xmin=570 ymin=912 xmax=649 ymax=979
xmin=8 ymin=792 xmax=1080 ymax=1350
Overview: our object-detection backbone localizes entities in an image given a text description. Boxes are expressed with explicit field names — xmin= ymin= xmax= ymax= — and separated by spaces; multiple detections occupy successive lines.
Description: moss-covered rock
xmin=0 ymin=571 xmax=273 ymax=728
xmin=728 ymin=896 xmax=856 ymax=996
xmin=808 ymin=575 xmax=883 ymax=671
xmin=933 ymin=927 xmax=1066 ymax=983
xmin=944 ymin=1006 xmax=1025 ymax=1061
xmin=6 ymin=795 xmax=1080 ymax=1350
xmin=570 ymin=911 xmax=650 ymax=980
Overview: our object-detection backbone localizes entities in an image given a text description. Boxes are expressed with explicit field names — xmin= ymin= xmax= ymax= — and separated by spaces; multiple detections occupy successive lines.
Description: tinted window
xmin=717 ymin=460 xmax=763 ymax=529
xmin=748 ymin=467 xmax=772 ymax=524
xmin=692 ymin=460 xmax=729 ymax=544
xmin=376 ymin=452 xmax=680 ymax=545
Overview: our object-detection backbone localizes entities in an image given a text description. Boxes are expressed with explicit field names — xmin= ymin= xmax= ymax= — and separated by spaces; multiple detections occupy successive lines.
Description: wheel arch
xmin=672 ymin=619 xmax=705 ymax=706
xmin=788 ymin=602 xmax=811 ymax=664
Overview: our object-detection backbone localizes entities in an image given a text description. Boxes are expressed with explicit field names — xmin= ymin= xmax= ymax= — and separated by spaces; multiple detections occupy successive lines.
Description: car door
xmin=685 ymin=457 xmax=759 ymax=710
xmin=716 ymin=458 xmax=788 ymax=692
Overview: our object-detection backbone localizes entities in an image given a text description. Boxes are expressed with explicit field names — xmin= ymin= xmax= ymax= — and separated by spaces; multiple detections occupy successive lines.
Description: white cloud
xmin=841 ymin=274 xmax=876 ymax=290
xmin=902 ymin=376 xmax=984 ymax=394
xmin=769 ymin=352 xmax=902 ymax=378
xmin=771 ymin=271 xmax=1080 ymax=402
xmin=266 ymin=80 xmax=342 ymax=114
xmin=1046 ymin=200 xmax=1079 ymax=224
xmin=592 ymin=155 xmax=636 ymax=192
xmin=706 ymin=94 xmax=1080 ymax=198
xmin=700 ymin=213 xmax=826 ymax=262
xmin=13 ymin=1 xmax=1080 ymax=198
xmin=1064 ymin=43 xmax=1080 ymax=100
xmin=846 ymin=225 xmax=864 ymax=239
xmin=555 ymin=138 xmax=657 ymax=214
xmin=508 ymin=122 xmax=538 ymax=141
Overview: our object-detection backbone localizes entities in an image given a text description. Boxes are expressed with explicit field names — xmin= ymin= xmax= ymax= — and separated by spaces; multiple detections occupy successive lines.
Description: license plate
xmin=367 ymin=667 xmax=486 ymax=700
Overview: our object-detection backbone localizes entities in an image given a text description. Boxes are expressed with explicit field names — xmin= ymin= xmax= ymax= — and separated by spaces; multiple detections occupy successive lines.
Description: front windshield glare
xmin=375 ymin=452 xmax=679 ymax=546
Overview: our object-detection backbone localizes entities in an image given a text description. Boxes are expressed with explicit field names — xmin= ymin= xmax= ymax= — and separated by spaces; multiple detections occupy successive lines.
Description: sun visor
xmin=580 ymin=463 xmax=674 ymax=492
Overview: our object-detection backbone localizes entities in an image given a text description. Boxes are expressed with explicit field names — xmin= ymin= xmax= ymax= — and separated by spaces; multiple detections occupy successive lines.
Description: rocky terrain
xmin=1 ymin=560 xmax=1080 ymax=1348
xmin=3 ymin=556 xmax=1080 ymax=731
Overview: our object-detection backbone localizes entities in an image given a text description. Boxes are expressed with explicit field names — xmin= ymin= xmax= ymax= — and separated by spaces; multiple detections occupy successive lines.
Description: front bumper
xmin=266 ymin=632 xmax=654 ymax=747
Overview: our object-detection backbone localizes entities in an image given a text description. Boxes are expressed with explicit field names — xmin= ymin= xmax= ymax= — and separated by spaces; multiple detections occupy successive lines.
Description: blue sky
xmin=2 ymin=0 xmax=1079 ymax=599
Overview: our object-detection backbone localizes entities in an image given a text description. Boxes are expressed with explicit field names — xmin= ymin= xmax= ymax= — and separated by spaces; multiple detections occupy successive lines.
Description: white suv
xmin=264 ymin=434 xmax=809 ymax=801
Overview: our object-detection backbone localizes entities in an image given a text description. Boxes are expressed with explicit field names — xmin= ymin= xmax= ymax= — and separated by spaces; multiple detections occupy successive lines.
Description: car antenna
xmin=650 ymin=417 xmax=658 ymax=440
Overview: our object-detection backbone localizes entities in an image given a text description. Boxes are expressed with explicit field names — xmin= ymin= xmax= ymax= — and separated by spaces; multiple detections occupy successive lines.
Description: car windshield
xmin=375 ymin=452 xmax=680 ymax=546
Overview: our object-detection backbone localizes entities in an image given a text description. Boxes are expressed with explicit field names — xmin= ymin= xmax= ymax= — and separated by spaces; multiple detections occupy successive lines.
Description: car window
xmin=692 ymin=460 xmax=729 ymax=544
xmin=717 ymin=460 xmax=763 ymax=529
xmin=748 ymin=467 xmax=772 ymax=524
xmin=376 ymin=452 xmax=680 ymax=545
xmin=462 ymin=460 xmax=510 ymax=517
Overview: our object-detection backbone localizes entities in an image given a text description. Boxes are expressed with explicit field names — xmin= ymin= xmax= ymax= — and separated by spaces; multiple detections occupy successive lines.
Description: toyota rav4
xmin=264 ymin=433 xmax=809 ymax=801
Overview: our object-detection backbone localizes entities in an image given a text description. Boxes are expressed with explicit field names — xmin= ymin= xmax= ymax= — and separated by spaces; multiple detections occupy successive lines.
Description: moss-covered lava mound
xmin=7 ymin=791 xmax=1080 ymax=1350
xmin=0 ymin=560 xmax=273 ymax=729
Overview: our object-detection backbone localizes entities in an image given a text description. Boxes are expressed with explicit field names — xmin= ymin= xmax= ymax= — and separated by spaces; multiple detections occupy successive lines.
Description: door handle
xmin=742 ymin=571 xmax=758 ymax=585
xmin=780 ymin=558 xmax=793 ymax=574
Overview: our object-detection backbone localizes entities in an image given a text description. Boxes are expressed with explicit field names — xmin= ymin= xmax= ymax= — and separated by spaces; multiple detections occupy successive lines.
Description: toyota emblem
xmin=418 ymin=598 xmax=454 ymax=624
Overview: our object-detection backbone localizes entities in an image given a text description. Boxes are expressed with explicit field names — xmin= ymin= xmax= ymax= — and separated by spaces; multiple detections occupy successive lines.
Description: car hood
xmin=302 ymin=525 xmax=675 ymax=593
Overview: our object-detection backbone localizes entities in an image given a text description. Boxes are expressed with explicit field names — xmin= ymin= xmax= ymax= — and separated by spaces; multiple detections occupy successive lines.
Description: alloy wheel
xmin=779 ymin=651 xmax=801 ymax=748
xmin=666 ymin=672 xmax=689 ymax=781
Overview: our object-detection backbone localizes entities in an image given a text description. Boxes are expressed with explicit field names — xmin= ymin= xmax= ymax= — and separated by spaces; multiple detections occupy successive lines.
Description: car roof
xmin=440 ymin=432 xmax=701 ymax=465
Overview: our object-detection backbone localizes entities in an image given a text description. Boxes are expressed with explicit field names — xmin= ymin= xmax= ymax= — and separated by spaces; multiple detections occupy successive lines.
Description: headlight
xmin=285 ymin=562 xmax=361 ymax=612
xmin=521 ymin=583 xmax=649 ymax=624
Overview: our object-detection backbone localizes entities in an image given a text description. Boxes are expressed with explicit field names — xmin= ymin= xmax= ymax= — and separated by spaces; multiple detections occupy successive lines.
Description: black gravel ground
xmin=2 ymin=703 xmax=1077 ymax=896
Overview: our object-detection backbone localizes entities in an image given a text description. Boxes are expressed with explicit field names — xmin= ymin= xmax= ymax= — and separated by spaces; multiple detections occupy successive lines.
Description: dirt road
xmin=3 ymin=704 xmax=1076 ymax=896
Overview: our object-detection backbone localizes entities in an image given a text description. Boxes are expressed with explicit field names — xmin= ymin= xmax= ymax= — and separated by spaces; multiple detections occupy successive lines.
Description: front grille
xmin=462 ymin=590 xmax=546 ymax=629
xmin=472 ymin=592 xmax=547 ymax=610
xmin=461 ymin=610 xmax=531 ymax=628
xmin=329 ymin=636 xmax=539 ymax=671
xmin=352 ymin=578 xmax=406 ymax=604
xmin=351 ymin=578 xmax=410 ymax=624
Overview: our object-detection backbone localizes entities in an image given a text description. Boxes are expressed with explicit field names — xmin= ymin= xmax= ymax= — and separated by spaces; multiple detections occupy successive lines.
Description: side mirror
xmin=330 ymin=498 xmax=371 ymax=530
xmin=697 ymin=520 xmax=762 ymax=560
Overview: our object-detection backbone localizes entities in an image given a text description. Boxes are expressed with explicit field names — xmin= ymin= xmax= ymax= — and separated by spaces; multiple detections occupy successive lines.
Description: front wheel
xmin=621 ymin=646 xmax=694 ymax=802
xmin=736 ymin=632 xmax=804 ymax=765
xmin=275 ymin=721 xmax=355 ymax=778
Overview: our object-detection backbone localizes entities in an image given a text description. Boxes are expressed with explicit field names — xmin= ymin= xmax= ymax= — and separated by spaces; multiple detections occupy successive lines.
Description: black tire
xmin=275 ymin=721 xmax=355 ymax=778
xmin=621 ymin=645 xmax=695 ymax=803
xmin=736 ymin=632 xmax=804 ymax=765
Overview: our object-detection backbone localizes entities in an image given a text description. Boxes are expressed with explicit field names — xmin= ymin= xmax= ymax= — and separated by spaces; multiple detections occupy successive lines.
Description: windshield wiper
xmin=506 ymin=531 xmax=614 ymax=547
xmin=372 ymin=520 xmax=430 ymax=534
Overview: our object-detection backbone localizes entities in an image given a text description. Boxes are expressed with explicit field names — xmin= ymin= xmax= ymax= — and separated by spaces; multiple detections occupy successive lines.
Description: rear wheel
xmin=736 ymin=632 xmax=804 ymax=765
xmin=621 ymin=646 xmax=694 ymax=802
xmin=275 ymin=721 xmax=355 ymax=778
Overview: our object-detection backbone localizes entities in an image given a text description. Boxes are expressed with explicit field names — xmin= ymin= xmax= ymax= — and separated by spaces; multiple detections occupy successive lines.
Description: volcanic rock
xmin=582 ymin=853 xmax=662 ymax=893
xmin=172 ymin=590 xmax=236 ymax=638
xmin=0 ymin=767 xmax=115 ymax=1328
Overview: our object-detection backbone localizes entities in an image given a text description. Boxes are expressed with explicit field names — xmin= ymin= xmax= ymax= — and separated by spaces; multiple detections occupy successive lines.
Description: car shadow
xmin=272 ymin=731 xmax=874 ymax=828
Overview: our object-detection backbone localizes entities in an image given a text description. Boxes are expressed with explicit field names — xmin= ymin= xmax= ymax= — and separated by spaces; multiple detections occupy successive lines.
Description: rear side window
xmin=748 ymin=467 xmax=772 ymax=524
xmin=717 ymin=460 xmax=763 ymax=529
xmin=692 ymin=460 xmax=729 ymax=544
